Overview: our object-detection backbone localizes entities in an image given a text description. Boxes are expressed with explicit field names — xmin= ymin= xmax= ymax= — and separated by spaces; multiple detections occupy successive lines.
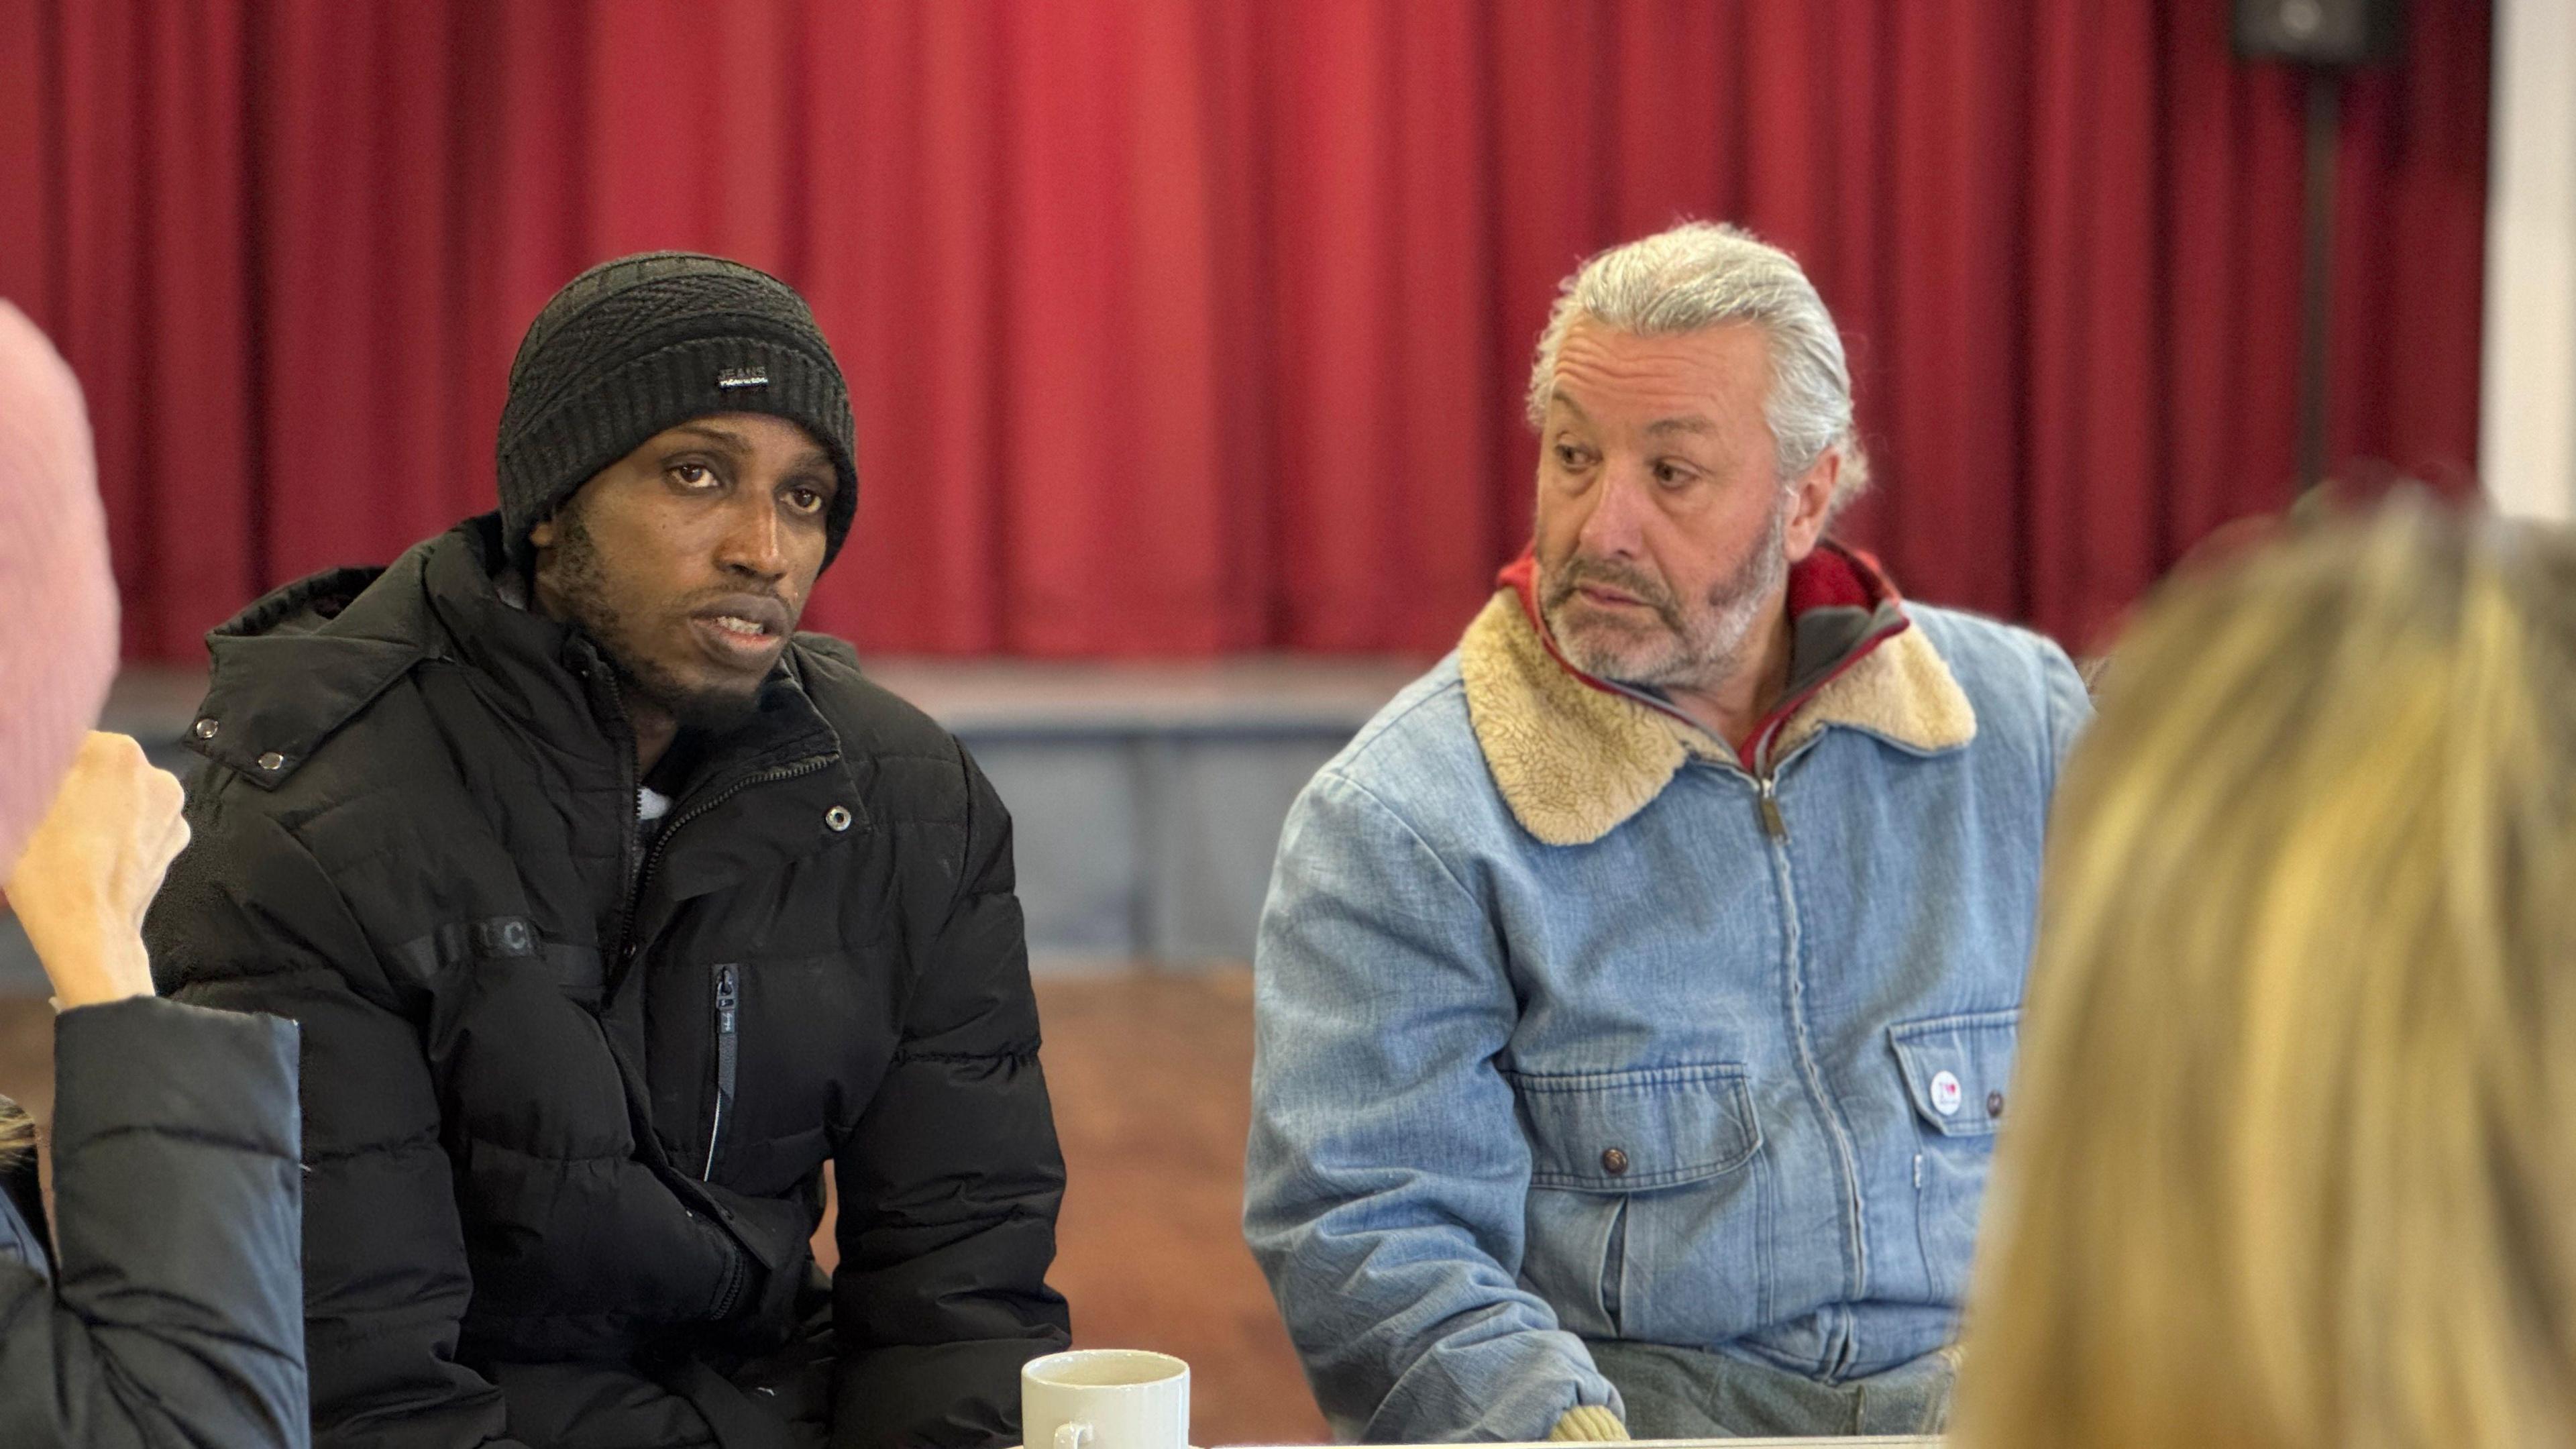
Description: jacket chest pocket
xmin=1506 ymin=1063 xmax=1770 ymax=1341
xmin=698 ymin=963 xmax=743 ymax=1181
xmin=673 ymin=952 xmax=880 ymax=1197
xmin=1888 ymin=1008 xmax=2019 ymax=1301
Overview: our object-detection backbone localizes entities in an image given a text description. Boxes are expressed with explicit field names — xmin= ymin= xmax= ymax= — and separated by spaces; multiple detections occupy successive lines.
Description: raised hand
xmin=3 ymin=732 xmax=188 ymax=1010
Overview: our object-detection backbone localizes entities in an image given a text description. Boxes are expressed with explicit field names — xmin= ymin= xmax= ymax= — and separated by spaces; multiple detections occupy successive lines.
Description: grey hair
xmin=1525 ymin=221 xmax=1871 ymax=514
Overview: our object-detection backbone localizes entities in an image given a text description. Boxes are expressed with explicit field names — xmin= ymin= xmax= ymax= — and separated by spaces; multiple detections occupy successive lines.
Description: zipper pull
xmin=1757 ymin=776 xmax=1787 ymax=838
xmin=706 ymin=965 xmax=741 ymax=1181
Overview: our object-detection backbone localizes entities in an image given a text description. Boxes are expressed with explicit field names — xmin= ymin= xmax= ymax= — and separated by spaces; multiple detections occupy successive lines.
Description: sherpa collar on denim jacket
xmin=1462 ymin=542 xmax=1978 ymax=846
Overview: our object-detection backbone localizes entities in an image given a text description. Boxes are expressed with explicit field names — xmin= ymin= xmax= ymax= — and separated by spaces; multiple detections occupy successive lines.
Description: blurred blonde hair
xmin=1954 ymin=498 xmax=2576 ymax=1449
xmin=0 ymin=1099 xmax=29 ymax=1165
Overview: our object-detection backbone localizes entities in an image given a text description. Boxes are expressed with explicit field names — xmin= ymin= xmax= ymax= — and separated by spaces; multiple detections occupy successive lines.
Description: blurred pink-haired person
xmin=0 ymin=299 xmax=307 ymax=1446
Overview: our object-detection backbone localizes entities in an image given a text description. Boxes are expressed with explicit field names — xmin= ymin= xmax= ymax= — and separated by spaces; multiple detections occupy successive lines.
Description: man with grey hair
xmin=1244 ymin=222 xmax=2088 ymax=1442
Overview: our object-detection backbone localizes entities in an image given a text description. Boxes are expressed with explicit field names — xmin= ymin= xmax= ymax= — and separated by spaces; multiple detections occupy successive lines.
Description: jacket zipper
xmin=612 ymin=753 xmax=838 ymax=967
xmin=704 ymin=963 xmax=739 ymax=1180
xmin=1748 ymin=728 xmax=1870 ymax=1301
xmin=1591 ymin=676 xmax=1800 ymax=839
xmin=598 ymin=743 xmax=835 ymax=1324
xmin=1674 ymin=615 xmax=1913 ymax=842
xmin=1751 ymin=718 xmax=1796 ymax=839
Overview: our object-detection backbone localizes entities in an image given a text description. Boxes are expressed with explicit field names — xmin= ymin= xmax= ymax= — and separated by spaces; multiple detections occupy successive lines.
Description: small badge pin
xmin=1929 ymin=1069 xmax=1964 ymax=1117
xmin=716 ymin=366 xmax=769 ymax=390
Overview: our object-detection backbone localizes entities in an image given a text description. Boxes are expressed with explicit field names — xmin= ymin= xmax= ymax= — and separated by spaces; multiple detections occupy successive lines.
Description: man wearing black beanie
xmin=146 ymin=254 xmax=1072 ymax=1449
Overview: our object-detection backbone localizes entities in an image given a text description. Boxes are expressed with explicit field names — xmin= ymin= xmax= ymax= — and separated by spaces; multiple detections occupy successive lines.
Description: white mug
xmin=1022 ymin=1348 xmax=1190 ymax=1449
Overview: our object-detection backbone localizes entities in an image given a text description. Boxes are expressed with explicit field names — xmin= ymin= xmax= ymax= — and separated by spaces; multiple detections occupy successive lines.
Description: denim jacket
xmin=1244 ymin=545 xmax=2090 ymax=1442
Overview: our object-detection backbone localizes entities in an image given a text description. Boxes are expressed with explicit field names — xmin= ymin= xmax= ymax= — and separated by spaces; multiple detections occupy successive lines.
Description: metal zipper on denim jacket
xmin=1595 ymin=674 xmax=1799 ymax=839
xmin=1755 ymin=775 xmax=1787 ymax=837
xmin=1746 ymin=720 xmax=1840 ymax=841
xmin=1737 ymin=613 xmax=1911 ymax=841
xmin=1754 ymin=733 xmax=1872 ymax=1299
xmin=1748 ymin=719 xmax=1800 ymax=839
xmin=1743 ymin=737 xmax=1815 ymax=840
xmin=704 ymin=963 xmax=741 ymax=1180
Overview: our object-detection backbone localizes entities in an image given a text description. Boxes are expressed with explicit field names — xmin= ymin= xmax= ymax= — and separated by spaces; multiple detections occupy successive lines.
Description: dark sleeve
xmin=0 ymin=996 xmax=305 ymax=1448
xmin=830 ymin=748 xmax=1071 ymax=1449
xmin=147 ymin=789 xmax=529 ymax=1449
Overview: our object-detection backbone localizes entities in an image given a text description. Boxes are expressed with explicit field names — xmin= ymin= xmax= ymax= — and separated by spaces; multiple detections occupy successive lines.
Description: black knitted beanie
xmin=495 ymin=252 xmax=859 ymax=575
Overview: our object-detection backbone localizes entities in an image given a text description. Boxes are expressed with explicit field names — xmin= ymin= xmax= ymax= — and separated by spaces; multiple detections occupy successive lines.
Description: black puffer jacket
xmin=145 ymin=517 xmax=1071 ymax=1449
xmin=0 ymin=998 xmax=305 ymax=1447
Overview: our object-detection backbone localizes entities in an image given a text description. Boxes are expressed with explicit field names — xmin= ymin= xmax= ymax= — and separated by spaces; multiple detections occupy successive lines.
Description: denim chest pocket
xmin=1506 ymin=1063 xmax=1771 ymax=1340
xmin=1888 ymin=1008 xmax=2019 ymax=1300
xmin=1511 ymin=1064 xmax=1763 ymax=1189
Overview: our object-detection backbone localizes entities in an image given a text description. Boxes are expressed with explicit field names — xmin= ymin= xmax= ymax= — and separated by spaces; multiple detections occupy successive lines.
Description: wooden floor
xmin=0 ymin=968 xmax=1329 ymax=1446
xmin=1040 ymin=969 xmax=1329 ymax=1443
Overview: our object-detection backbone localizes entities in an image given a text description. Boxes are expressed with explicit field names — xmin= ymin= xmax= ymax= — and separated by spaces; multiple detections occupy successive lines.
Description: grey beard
xmin=1544 ymin=494 xmax=1790 ymax=692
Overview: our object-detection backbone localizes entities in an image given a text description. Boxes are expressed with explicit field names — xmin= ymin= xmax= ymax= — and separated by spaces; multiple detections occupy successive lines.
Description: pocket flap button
xmin=1600 ymin=1146 xmax=1629 ymax=1176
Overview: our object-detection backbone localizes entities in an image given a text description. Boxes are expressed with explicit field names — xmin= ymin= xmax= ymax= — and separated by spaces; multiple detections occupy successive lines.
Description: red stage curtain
xmin=0 ymin=0 xmax=2489 ymax=662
